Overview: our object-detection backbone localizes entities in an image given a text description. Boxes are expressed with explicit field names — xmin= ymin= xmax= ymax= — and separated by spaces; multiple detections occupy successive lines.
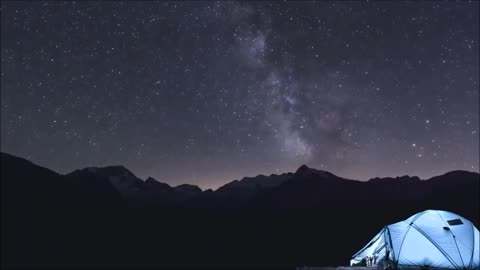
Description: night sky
xmin=1 ymin=1 xmax=479 ymax=189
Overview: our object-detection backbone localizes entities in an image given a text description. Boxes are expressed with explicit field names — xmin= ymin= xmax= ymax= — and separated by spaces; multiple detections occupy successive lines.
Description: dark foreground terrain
xmin=1 ymin=152 xmax=479 ymax=269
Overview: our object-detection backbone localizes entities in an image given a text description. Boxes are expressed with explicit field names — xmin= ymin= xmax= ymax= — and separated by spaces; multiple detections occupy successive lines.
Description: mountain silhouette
xmin=1 ymin=152 xmax=479 ymax=268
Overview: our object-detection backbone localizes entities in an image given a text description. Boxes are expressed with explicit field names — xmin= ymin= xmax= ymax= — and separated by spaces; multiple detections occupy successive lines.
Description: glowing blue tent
xmin=351 ymin=210 xmax=480 ymax=269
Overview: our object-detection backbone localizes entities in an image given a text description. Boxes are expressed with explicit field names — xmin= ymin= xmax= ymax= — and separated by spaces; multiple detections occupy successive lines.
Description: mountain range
xmin=1 ymin=151 xmax=479 ymax=268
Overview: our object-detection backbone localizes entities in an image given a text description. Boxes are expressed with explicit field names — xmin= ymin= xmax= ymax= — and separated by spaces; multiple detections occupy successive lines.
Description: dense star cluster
xmin=1 ymin=1 xmax=479 ymax=189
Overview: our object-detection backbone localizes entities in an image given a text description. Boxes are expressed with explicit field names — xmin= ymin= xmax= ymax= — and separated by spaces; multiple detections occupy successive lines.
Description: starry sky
xmin=1 ymin=1 xmax=479 ymax=189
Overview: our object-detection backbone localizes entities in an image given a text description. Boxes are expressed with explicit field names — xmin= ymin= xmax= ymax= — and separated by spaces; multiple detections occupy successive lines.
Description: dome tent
xmin=350 ymin=210 xmax=479 ymax=269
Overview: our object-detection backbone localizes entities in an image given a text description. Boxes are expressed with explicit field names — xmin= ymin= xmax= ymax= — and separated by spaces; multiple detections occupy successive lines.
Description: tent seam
xmin=468 ymin=220 xmax=475 ymax=269
xmin=385 ymin=226 xmax=396 ymax=261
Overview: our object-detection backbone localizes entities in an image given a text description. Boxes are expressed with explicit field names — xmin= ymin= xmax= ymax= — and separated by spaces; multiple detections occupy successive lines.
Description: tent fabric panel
xmin=385 ymin=221 xmax=410 ymax=261
xmin=410 ymin=222 xmax=463 ymax=268
xmin=447 ymin=217 xmax=477 ymax=268
xmin=396 ymin=226 xmax=455 ymax=269
xmin=410 ymin=224 xmax=461 ymax=268
xmin=414 ymin=210 xmax=477 ymax=268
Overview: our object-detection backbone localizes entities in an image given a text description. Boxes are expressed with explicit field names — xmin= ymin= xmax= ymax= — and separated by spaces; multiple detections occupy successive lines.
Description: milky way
xmin=1 ymin=1 xmax=479 ymax=189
